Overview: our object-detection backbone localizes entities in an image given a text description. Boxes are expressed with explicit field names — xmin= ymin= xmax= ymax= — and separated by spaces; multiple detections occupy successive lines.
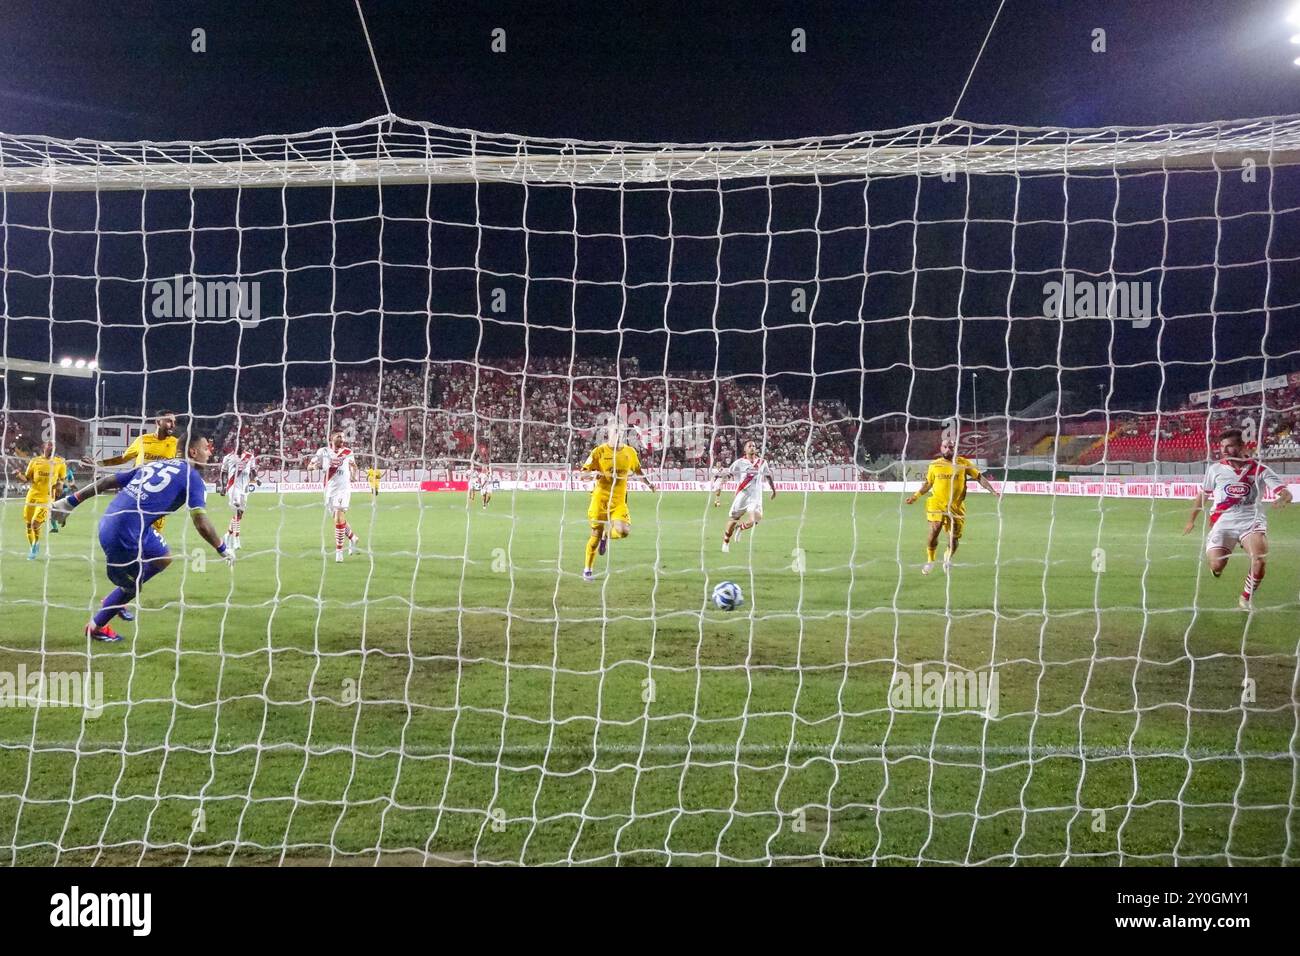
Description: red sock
xmin=335 ymin=522 xmax=346 ymax=552
xmin=1243 ymin=566 xmax=1264 ymax=600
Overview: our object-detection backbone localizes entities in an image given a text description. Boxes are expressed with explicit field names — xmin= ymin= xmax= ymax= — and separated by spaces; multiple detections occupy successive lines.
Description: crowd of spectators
xmin=218 ymin=358 xmax=858 ymax=469
xmin=1073 ymin=378 xmax=1300 ymax=465
xmin=5 ymin=369 xmax=1298 ymax=480
xmin=224 ymin=367 xmax=433 ymax=468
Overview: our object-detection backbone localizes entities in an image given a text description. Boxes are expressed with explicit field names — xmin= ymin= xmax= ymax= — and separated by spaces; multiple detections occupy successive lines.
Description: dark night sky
xmin=4 ymin=1 xmax=1298 ymax=142
xmin=1 ymin=0 xmax=1298 ymax=423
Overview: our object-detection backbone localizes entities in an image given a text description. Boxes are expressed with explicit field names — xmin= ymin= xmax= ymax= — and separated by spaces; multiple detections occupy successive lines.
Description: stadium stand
xmin=221 ymin=358 xmax=858 ymax=468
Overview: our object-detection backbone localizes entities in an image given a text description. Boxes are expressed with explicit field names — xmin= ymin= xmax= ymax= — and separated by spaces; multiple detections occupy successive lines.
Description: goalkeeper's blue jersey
xmin=100 ymin=459 xmax=207 ymax=546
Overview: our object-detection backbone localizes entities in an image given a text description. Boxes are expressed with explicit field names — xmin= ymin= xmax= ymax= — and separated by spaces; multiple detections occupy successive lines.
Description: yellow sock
xmin=27 ymin=527 xmax=36 ymax=545
xmin=926 ymin=545 xmax=937 ymax=562
xmin=585 ymin=537 xmax=599 ymax=570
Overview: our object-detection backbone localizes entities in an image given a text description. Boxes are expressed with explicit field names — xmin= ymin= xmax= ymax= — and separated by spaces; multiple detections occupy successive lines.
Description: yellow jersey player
xmin=579 ymin=425 xmax=655 ymax=581
xmin=366 ymin=465 xmax=384 ymax=496
xmin=13 ymin=442 xmax=67 ymax=559
xmin=905 ymin=436 xmax=1000 ymax=575
xmin=88 ymin=411 xmax=178 ymax=535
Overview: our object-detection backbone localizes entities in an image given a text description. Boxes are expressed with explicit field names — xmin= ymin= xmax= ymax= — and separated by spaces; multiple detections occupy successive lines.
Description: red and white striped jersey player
xmin=1184 ymin=428 xmax=1291 ymax=610
xmin=717 ymin=440 xmax=777 ymax=553
xmin=222 ymin=448 xmax=258 ymax=551
xmin=307 ymin=429 xmax=361 ymax=563
xmin=709 ymin=463 xmax=728 ymax=507
xmin=218 ymin=450 xmax=240 ymax=495
xmin=470 ymin=466 xmax=495 ymax=509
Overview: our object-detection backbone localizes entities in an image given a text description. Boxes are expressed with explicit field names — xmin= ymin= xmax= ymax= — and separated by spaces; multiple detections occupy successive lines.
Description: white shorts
xmin=729 ymin=489 xmax=763 ymax=520
xmin=1206 ymin=511 xmax=1267 ymax=554
xmin=228 ymin=489 xmax=248 ymax=511
xmin=326 ymin=489 xmax=352 ymax=512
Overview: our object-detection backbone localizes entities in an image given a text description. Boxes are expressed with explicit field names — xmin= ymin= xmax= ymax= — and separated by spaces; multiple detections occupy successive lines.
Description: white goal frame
xmin=3 ymin=114 xmax=1300 ymax=194
xmin=3 ymin=110 xmax=1300 ymax=867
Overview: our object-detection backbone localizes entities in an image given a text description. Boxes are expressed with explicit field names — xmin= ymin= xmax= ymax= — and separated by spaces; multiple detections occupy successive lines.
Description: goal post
xmin=0 ymin=112 xmax=1298 ymax=866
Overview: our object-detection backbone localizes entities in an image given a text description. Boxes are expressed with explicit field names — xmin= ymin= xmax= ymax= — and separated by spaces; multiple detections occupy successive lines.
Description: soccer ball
xmin=712 ymin=581 xmax=744 ymax=611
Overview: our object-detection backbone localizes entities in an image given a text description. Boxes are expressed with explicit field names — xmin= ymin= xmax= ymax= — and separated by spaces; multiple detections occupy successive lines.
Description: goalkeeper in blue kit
xmin=52 ymin=434 xmax=232 ymax=642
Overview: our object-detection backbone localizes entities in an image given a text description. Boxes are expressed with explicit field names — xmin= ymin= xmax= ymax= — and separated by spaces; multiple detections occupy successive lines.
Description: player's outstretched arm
xmin=766 ymin=474 xmax=777 ymax=499
xmin=88 ymin=453 xmax=130 ymax=468
xmin=1183 ymin=491 xmax=1205 ymax=534
xmin=190 ymin=509 xmax=232 ymax=560
xmin=51 ymin=472 xmax=129 ymax=523
xmin=905 ymin=479 xmax=932 ymax=505
xmin=635 ymin=465 xmax=655 ymax=493
xmin=1272 ymin=486 xmax=1292 ymax=509
xmin=977 ymin=474 xmax=1001 ymax=498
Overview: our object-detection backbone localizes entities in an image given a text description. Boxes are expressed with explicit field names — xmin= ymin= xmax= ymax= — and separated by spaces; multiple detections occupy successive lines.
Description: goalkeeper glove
xmin=216 ymin=542 xmax=235 ymax=567
xmin=51 ymin=492 xmax=80 ymax=526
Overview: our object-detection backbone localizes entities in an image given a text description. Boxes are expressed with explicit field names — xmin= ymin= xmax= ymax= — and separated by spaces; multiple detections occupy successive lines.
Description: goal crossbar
xmin=3 ymin=114 xmax=1300 ymax=192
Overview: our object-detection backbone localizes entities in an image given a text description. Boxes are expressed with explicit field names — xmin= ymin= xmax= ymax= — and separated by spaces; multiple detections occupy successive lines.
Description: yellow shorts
xmin=588 ymin=494 xmax=630 ymax=528
xmin=22 ymin=503 xmax=49 ymax=526
xmin=926 ymin=509 xmax=965 ymax=539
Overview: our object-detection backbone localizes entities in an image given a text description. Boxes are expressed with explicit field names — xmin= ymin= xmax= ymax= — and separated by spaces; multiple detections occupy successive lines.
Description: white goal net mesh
xmin=1 ymin=114 xmax=1298 ymax=865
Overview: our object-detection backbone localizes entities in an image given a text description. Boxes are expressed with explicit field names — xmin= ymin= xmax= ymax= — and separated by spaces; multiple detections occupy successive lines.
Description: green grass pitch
xmin=0 ymin=488 xmax=1296 ymax=866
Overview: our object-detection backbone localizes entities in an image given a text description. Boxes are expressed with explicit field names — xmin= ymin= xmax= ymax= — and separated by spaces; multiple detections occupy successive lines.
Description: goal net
xmin=1 ymin=114 xmax=1299 ymax=865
